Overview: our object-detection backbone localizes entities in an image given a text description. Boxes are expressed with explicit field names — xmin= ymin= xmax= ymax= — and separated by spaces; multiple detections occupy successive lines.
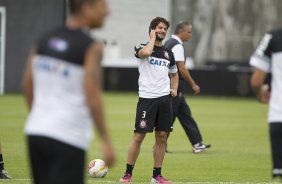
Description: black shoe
xmin=0 ymin=169 xmax=11 ymax=179
xmin=193 ymin=143 xmax=211 ymax=153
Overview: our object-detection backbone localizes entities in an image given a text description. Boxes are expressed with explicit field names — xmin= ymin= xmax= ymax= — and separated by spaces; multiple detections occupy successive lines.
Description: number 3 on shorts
xmin=142 ymin=111 xmax=146 ymax=118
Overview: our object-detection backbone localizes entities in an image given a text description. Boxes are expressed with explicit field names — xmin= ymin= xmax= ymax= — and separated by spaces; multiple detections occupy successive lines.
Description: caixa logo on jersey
xmin=149 ymin=58 xmax=170 ymax=67
xmin=35 ymin=57 xmax=70 ymax=78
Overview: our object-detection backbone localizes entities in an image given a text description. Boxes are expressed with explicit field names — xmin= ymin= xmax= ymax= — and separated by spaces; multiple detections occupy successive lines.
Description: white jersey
xmin=25 ymin=27 xmax=94 ymax=150
xmin=250 ymin=30 xmax=282 ymax=123
xmin=134 ymin=43 xmax=178 ymax=98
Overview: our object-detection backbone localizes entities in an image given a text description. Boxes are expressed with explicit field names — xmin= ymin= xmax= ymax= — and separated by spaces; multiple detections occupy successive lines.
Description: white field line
xmin=8 ymin=179 xmax=282 ymax=184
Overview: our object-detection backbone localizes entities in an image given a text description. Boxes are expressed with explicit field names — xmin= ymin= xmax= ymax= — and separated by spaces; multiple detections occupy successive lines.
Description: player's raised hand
xmin=149 ymin=29 xmax=156 ymax=40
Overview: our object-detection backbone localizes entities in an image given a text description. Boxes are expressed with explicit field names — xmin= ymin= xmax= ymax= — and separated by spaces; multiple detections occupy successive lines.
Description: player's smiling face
xmin=155 ymin=22 xmax=168 ymax=41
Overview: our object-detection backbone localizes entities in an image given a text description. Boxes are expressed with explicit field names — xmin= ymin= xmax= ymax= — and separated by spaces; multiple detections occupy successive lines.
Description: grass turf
xmin=0 ymin=92 xmax=280 ymax=183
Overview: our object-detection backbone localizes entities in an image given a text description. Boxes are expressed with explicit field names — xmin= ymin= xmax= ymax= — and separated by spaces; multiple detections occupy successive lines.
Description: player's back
xmin=25 ymin=26 xmax=95 ymax=150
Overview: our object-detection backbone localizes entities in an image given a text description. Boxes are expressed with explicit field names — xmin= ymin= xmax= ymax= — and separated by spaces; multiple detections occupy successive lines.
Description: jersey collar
xmin=172 ymin=35 xmax=183 ymax=44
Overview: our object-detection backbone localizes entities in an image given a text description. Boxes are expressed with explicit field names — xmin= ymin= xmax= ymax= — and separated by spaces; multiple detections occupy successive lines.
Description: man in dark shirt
xmin=164 ymin=21 xmax=210 ymax=153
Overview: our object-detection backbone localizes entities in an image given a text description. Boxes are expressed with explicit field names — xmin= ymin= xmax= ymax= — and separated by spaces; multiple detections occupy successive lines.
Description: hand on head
xmin=149 ymin=29 xmax=156 ymax=40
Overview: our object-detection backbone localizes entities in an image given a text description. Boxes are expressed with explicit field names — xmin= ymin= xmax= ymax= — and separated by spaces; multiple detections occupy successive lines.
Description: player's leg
xmin=125 ymin=132 xmax=146 ymax=169
xmin=151 ymin=95 xmax=173 ymax=184
xmin=47 ymin=139 xmax=85 ymax=184
xmin=165 ymin=95 xmax=180 ymax=153
xmin=178 ymin=94 xmax=203 ymax=144
xmin=153 ymin=131 xmax=167 ymax=167
xmin=28 ymin=136 xmax=85 ymax=184
xmin=120 ymin=97 xmax=156 ymax=182
xmin=27 ymin=136 xmax=52 ymax=184
xmin=269 ymin=123 xmax=282 ymax=179
xmin=177 ymin=95 xmax=210 ymax=153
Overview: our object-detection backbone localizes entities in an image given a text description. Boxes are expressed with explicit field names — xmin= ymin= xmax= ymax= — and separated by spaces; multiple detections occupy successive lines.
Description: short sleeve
xmin=171 ymin=44 xmax=185 ymax=62
xmin=250 ymin=33 xmax=273 ymax=72
xmin=134 ymin=43 xmax=147 ymax=58
xmin=168 ymin=50 xmax=178 ymax=73
xmin=254 ymin=33 xmax=272 ymax=58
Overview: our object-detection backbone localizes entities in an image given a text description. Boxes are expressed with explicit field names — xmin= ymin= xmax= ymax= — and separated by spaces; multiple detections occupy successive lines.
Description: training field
xmin=0 ymin=92 xmax=280 ymax=183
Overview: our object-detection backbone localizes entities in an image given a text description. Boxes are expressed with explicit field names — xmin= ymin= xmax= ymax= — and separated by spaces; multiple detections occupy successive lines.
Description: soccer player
xmin=119 ymin=17 xmax=178 ymax=184
xmin=250 ymin=28 xmax=282 ymax=180
xmin=164 ymin=21 xmax=211 ymax=153
xmin=0 ymin=143 xmax=11 ymax=179
xmin=22 ymin=0 xmax=115 ymax=183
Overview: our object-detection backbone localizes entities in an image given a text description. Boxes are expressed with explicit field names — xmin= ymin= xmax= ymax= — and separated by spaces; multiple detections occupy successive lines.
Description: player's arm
xmin=169 ymin=72 xmax=178 ymax=97
xmin=137 ymin=29 xmax=156 ymax=58
xmin=176 ymin=61 xmax=200 ymax=95
xmin=250 ymin=33 xmax=272 ymax=103
xmin=84 ymin=42 xmax=115 ymax=167
xmin=250 ymin=68 xmax=269 ymax=103
xmin=172 ymin=44 xmax=200 ymax=95
xmin=168 ymin=50 xmax=178 ymax=97
xmin=22 ymin=47 xmax=36 ymax=111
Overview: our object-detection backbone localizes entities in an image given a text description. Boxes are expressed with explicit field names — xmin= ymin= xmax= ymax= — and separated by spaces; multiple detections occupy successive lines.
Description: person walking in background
xmin=0 ymin=143 xmax=11 ymax=179
xmin=119 ymin=17 xmax=178 ymax=184
xmin=164 ymin=21 xmax=211 ymax=153
xmin=22 ymin=0 xmax=115 ymax=183
xmin=250 ymin=29 xmax=282 ymax=180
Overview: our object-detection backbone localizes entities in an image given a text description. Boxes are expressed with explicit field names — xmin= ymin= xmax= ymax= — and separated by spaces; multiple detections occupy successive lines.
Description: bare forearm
xmin=23 ymin=88 xmax=33 ymax=111
xmin=89 ymin=91 xmax=111 ymax=141
xmin=84 ymin=42 xmax=115 ymax=167
xmin=179 ymin=67 xmax=196 ymax=87
xmin=139 ymin=38 xmax=155 ymax=58
xmin=251 ymin=84 xmax=261 ymax=97
xmin=250 ymin=69 xmax=269 ymax=103
xmin=22 ymin=51 xmax=35 ymax=111
xmin=170 ymin=73 xmax=179 ymax=91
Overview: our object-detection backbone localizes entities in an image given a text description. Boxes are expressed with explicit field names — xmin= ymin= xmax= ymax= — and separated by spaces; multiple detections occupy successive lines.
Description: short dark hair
xmin=149 ymin=17 xmax=170 ymax=33
xmin=174 ymin=21 xmax=191 ymax=34
xmin=68 ymin=0 xmax=97 ymax=14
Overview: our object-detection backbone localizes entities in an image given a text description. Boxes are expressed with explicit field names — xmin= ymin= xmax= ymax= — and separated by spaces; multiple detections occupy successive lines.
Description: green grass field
xmin=0 ymin=92 xmax=280 ymax=183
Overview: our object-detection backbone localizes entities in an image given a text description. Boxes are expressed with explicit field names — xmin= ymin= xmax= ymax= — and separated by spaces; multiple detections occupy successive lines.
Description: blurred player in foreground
xmin=164 ymin=21 xmax=211 ymax=154
xmin=119 ymin=17 xmax=178 ymax=184
xmin=250 ymin=28 xmax=282 ymax=180
xmin=22 ymin=0 xmax=115 ymax=183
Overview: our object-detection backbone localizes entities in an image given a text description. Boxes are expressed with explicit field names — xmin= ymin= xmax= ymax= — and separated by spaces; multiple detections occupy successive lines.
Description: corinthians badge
xmin=139 ymin=119 xmax=147 ymax=128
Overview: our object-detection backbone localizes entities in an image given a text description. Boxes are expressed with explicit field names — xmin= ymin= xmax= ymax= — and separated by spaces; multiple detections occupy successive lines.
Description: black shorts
xmin=134 ymin=95 xmax=173 ymax=133
xmin=269 ymin=122 xmax=282 ymax=177
xmin=27 ymin=135 xmax=85 ymax=184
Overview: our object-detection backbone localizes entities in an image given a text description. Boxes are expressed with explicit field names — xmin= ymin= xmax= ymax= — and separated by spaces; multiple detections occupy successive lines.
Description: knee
xmin=156 ymin=132 xmax=168 ymax=142
xmin=133 ymin=133 xmax=146 ymax=144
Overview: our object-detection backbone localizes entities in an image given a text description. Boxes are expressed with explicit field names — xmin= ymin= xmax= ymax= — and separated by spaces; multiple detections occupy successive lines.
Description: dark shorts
xmin=27 ymin=135 xmax=85 ymax=184
xmin=134 ymin=95 xmax=173 ymax=133
xmin=269 ymin=122 xmax=282 ymax=177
